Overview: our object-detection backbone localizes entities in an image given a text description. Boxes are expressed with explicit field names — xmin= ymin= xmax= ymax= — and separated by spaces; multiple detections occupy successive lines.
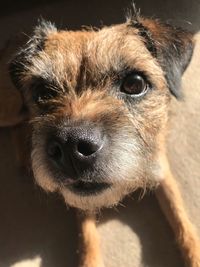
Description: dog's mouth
xmin=68 ymin=180 xmax=111 ymax=196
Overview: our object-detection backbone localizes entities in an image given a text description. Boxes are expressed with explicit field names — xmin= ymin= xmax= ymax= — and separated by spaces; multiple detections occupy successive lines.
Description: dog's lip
xmin=65 ymin=180 xmax=111 ymax=196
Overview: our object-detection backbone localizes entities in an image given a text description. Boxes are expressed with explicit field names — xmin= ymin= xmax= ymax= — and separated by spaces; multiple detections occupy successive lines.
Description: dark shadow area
xmin=0 ymin=129 xmax=78 ymax=267
xmin=0 ymin=0 xmax=199 ymax=49
xmin=0 ymin=0 xmax=199 ymax=31
xmin=0 ymin=0 xmax=58 ymax=18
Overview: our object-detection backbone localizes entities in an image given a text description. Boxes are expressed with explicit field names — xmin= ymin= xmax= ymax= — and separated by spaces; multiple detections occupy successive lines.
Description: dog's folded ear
xmin=0 ymin=37 xmax=28 ymax=127
xmin=9 ymin=20 xmax=57 ymax=91
xmin=0 ymin=21 xmax=56 ymax=127
xmin=133 ymin=18 xmax=194 ymax=98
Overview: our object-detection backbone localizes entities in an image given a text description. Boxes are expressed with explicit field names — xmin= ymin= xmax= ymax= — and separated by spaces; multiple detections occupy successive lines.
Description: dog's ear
xmin=9 ymin=20 xmax=57 ymax=91
xmin=2 ymin=20 xmax=57 ymax=127
xmin=132 ymin=17 xmax=194 ymax=98
xmin=0 ymin=37 xmax=28 ymax=127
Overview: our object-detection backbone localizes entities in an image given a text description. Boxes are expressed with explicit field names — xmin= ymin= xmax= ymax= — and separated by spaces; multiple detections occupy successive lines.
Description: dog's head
xmin=8 ymin=16 xmax=194 ymax=210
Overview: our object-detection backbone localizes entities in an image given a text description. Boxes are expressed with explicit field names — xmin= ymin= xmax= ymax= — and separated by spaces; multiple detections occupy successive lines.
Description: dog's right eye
xmin=120 ymin=73 xmax=149 ymax=97
xmin=32 ymin=83 xmax=58 ymax=103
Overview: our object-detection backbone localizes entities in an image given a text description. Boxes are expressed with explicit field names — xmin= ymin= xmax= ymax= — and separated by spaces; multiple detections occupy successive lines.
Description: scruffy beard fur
xmin=31 ymin=136 xmax=160 ymax=211
xmin=9 ymin=14 xmax=193 ymax=211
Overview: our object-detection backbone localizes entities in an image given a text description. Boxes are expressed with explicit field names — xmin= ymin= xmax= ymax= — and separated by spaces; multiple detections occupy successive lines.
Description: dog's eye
xmin=121 ymin=73 xmax=149 ymax=96
xmin=32 ymin=84 xmax=58 ymax=103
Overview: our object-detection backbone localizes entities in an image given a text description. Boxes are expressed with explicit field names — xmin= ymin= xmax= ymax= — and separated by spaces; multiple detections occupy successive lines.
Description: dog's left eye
xmin=120 ymin=73 xmax=149 ymax=96
xmin=32 ymin=84 xmax=58 ymax=103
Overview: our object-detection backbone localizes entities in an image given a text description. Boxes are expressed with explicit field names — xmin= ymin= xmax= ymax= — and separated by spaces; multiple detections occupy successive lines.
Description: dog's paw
xmin=188 ymin=251 xmax=200 ymax=267
xmin=79 ymin=258 xmax=105 ymax=267
xmin=80 ymin=264 xmax=105 ymax=267
xmin=80 ymin=263 xmax=105 ymax=267
xmin=183 ymin=235 xmax=200 ymax=267
xmin=188 ymin=255 xmax=200 ymax=267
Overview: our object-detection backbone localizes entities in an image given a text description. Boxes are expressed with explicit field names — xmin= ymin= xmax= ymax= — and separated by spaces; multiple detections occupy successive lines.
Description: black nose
xmin=47 ymin=127 xmax=104 ymax=178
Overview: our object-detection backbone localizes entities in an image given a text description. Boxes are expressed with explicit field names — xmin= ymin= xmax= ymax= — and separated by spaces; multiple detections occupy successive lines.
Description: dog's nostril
xmin=77 ymin=140 xmax=101 ymax=157
xmin=47 ymin=141 xmax=63 ymax=161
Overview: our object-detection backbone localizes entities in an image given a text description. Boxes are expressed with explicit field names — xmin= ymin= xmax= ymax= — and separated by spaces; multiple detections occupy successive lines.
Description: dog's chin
xmin=31 ymin=160 xmax=132 ymax=210
xmin=35 ymin=172 xmax=131 ymax=210
xmin=60 ymin=182 xmax=131 ymax=210
xmin=31 ymin=147 xmax=154 ymax=210
xmin=67 ymin=180 xmax=111 ymax=196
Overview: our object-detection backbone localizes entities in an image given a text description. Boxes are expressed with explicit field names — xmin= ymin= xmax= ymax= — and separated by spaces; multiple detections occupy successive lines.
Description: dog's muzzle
xmin=46 ymin=125 xmax=110 ymax=195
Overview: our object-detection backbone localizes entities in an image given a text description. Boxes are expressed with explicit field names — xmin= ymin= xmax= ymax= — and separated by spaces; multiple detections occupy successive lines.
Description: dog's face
xmin=9 ymin=17 xmax=193 ymax=210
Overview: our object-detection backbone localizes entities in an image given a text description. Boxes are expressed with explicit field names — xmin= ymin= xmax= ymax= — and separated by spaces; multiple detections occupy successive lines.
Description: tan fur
xmin=78 ymin=213 xmax=104 ymax=267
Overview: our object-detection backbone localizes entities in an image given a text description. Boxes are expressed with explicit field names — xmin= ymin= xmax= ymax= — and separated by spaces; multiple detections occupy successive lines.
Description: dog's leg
xmin=78 ymin=212 xmax=104 ymax=267
xmin=156 ymin=156 xmax=200 ymax=267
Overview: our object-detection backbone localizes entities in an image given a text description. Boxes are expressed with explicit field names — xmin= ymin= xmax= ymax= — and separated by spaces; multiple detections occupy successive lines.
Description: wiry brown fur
xmin=0 ymin=14 xmax=199 ymax=267
xmin=10 ymin=20 xmax=171 ymax=211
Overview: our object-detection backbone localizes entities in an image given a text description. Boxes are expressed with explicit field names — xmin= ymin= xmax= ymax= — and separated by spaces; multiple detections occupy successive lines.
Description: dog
xmin=0 ymin=10 xmax=200 ymax=267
